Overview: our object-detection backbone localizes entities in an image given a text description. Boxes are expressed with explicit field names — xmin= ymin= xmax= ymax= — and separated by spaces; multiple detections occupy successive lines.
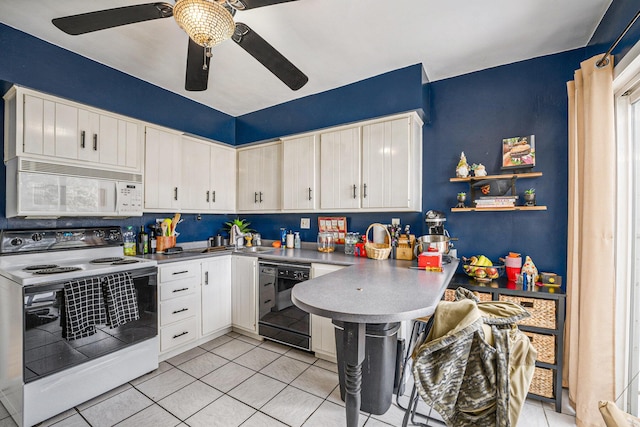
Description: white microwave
xmin=6 ymin=158 xmax=143 ymax=218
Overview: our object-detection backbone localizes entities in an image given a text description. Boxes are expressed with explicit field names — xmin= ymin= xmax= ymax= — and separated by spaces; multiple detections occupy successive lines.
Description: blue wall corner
xmin=0 ymin=24 xmax=236 ymax=144
xmin=234 ymin=64 xmax=426 ymax=144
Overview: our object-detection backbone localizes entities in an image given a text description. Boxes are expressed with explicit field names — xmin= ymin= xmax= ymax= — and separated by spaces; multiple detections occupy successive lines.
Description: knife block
xmin=395 ymin=234 xmax=415 ymax=260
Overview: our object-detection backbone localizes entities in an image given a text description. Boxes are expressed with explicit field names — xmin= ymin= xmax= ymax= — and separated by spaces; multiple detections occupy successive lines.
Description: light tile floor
xmin=0 ymin=332 xmax=577 ymax=427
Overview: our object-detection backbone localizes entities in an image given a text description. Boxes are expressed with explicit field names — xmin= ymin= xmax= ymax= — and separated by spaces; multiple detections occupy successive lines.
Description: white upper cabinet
xmin=237 ymin=142 xmax=282 ymax=212
xmin=320 ymin=126 xmax=362 ymax=210
xmin=361 ymin=115 xmax=420 ymax=210
xmin=282 ymin=134 xmax=319 ymax=211
xmin=144 ymin=126 xmax=182 ymax=211
xmin=180 ymin=135 xmax=236 ymax=213
xmin=4 ymin=86 xmax=142 ymax=172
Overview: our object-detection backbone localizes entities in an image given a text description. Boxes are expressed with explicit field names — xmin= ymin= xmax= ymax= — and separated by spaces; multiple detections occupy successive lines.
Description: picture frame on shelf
xmin=502 ymin=135 xmax=535 ymax=170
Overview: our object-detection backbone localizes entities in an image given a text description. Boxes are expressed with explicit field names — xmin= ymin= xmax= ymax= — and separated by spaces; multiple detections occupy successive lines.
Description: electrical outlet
xmin=300 ymin=218 xmax=311 ymax=229
xmin=392 ymin=218 xmax=400 ymax=226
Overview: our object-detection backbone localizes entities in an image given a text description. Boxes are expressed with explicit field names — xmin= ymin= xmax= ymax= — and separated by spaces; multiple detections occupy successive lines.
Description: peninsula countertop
xmin=291 ymin=258 xmax=459 ymax=323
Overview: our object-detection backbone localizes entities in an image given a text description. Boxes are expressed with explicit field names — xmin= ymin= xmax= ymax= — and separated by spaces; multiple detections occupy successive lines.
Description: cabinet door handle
xmin=212 ymin=190 xmax=216 ymax=203
xmin=174 ymin=187 xmax=178 ymax=201
xmin=259 ymin=191 xmax=263 ymax=203
xmin=254 ymin=192 xmax=258 ymax=203
xmin=264 ymin=299 xmax=272 ymax=304
xmin=204 ymin=271 xmax=209 ymax=285
xmin=80 ymin=130 xmax=86 ymax=148
xmin=93 ymin=134 xmax=98 ymax=151
xmin=352 ymin=184 xmax=357 ymax=199
xmin=172 ymin=287 xmax=189 ymax=293
xmin=308 ymin=187 xmax=312 ymax=201
xmin=172 ymin=308 xmax=188 ymax=314
xmin=206 ymin=190 xmax=210 ymax=202
xmin=173 ymin=331 xmax=189 ymax=339
xmin=363 ymin=183 xmax=367 ymax=199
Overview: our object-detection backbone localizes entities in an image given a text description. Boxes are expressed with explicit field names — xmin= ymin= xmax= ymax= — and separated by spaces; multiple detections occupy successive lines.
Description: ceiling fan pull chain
xmin=202 ymin=47 xmax=209 ymax=71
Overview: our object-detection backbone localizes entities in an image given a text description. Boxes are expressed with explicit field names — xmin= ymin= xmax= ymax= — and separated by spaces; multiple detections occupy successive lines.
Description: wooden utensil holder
xmin=396 ymin=234 xmax=415 ymax=260
xmin=156 ymin=236 xmax=176 ymax=253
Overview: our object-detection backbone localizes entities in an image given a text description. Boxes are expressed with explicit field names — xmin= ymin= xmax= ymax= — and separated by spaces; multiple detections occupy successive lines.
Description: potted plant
xmin=456 ymin=192 xmax=467 ymax=208
xmin=523 ymin=188 xmax=536 ymax=206
xmin=223 ymin=217 xmax=254 ymax=234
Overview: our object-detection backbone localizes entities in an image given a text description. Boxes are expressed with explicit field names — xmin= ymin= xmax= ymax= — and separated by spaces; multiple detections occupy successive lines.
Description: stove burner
xmin=33 ymin=266 xmax=83 ymax=275
xmin=112 ymin=259 xmax=140 ymax=265
xmin=90 ymin=257 xmax=124 ymax=264
xmin=23 ymin=264 xmax=59 ymax=271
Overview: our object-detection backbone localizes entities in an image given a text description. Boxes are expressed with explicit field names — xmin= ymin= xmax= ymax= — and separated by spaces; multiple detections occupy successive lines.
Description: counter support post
xmin=343 ymin=322 xmax=365 ymax=427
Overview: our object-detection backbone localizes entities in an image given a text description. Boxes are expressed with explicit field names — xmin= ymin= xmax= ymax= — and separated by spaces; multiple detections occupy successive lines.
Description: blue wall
xmin=0 ymin=1 xmax=638 ymax=283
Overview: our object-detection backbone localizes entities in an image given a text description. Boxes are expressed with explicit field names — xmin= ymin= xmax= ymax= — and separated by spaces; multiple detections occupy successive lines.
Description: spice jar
xmin=317 ymin=232 xmax=335 ymax=253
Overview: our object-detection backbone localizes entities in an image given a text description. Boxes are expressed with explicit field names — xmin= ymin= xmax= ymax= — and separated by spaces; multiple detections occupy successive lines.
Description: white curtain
xmin=565 ymin=54 xmax=616 ymax=426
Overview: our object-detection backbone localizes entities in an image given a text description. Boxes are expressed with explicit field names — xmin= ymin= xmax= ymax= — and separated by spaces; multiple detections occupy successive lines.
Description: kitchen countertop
xmin=292 ymin=258 xmax=459 ymax=323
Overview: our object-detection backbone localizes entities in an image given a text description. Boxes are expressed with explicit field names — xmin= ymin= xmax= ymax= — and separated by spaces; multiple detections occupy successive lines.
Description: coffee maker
xmin=425 ymin=210 xmax=447 ymax=235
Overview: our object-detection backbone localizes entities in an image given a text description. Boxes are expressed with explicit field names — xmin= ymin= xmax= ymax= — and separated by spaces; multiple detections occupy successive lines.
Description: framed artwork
xmin=502 ymin=135 xmax=535 ymax=170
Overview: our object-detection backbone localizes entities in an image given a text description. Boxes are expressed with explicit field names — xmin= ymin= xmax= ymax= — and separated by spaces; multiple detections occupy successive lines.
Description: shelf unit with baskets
xmin=450 ymin=172 xmax=547 ymax=212
xmin=447 ymin=274 xmax=566 ymax=412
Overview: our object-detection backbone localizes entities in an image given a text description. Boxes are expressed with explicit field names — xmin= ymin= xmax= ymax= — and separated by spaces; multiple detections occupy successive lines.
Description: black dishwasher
xmin=258 ymin=261 xmax=311 ymax=351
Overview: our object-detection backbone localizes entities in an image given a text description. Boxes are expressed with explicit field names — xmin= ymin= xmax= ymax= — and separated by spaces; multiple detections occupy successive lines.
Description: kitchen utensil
xmin=172 ymin=213 xmax=181 ymax=234
xmin=160 ymin=222 xmax=168 ymax=237
xmin=414 ymin=234 xmax=451 ymax=256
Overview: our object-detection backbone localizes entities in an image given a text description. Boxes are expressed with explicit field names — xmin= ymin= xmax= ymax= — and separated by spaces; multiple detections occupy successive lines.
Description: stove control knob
xmin=10 ymin=238 xmax=23 ymax=246
xmin=31 ymin=233 xmax=42 ymax=242
xmin=94 ymin=230 xmax=105 ymax=238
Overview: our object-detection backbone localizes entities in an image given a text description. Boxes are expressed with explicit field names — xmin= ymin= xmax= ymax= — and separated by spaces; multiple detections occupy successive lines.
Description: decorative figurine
xmin=524 ymin=188 xmax=536 ymax=206
xmin=456 ymin=152 xmax=470 ymax=178
xmin=474 ymin=163 xmax=487 ymax=177
xmin=456 ymin=192 xmax=467 ymax=208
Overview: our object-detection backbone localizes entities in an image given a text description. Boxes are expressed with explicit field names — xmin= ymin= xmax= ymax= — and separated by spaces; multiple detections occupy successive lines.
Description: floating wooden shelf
xmin=451 ymin=171 xmax=544 ymax=213
xmin=451 ymin=206 xmax=547 ymax=212
xmin=449 ymin=171 xmax=543 ymax=183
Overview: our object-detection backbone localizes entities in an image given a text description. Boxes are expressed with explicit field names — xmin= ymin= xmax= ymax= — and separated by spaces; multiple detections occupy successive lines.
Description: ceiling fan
xmin=52 ymin=0 xmax=308 ymax=92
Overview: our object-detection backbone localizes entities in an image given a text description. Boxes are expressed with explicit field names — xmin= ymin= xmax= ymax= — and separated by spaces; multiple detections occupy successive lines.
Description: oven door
xmin=23 ymin=266 xmax=157 ymax=382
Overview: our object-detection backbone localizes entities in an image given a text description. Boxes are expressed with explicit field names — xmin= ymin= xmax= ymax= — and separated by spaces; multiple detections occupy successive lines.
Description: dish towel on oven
xmin=103 ymin=272 xmax=139 ymax=328
xmin=64 ymin=277 xmax=107 ymax=340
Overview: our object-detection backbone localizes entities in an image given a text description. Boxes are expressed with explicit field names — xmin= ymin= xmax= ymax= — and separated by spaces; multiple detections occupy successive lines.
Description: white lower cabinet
xmin=310 ymin=263 xmax=346 ymax=361
xmin=158 ymin=261 xmax=200 ymax=353
xmin=201 ymin=255 xmax=232 ymax=336
xmin=158 ymin=256 xmax=234 ymax=356
xmin=232 ymin=255 xmax=258 ymax=334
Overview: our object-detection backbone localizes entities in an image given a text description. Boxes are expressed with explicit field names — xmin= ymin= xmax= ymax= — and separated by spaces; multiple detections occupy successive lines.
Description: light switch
xmin=301 ymin=218 xmax=311 ymax=229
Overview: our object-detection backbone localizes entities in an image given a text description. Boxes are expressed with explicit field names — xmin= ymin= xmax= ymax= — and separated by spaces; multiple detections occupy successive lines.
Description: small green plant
xmin=223 ymin=217 xmax=254 ymax=234
xmin=524 ymin=188 xmax=535 ymax=195
xmin=458 ymin=192 xmax=466 ymax=197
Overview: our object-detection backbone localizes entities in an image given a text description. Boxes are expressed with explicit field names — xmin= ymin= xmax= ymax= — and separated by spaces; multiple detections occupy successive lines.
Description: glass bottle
xmin=294 ymin=232 xmax=301 ymax=249
xmin=137 ymin=225 xmax=148 ymax=255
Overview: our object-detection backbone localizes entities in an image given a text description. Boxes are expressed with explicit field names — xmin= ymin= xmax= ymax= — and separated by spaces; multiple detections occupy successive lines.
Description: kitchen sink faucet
xmin=230 ymin=224 xmax=246 ymax=249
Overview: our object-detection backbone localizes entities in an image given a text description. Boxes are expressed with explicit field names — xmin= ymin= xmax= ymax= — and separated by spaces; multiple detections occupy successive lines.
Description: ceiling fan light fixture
xmin=173 ymin=0 xmax=235 ymax=48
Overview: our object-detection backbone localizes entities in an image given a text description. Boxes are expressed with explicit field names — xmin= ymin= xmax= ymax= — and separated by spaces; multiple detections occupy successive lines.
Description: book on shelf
xmin=474 ymin=196 xmax=518 ymax=208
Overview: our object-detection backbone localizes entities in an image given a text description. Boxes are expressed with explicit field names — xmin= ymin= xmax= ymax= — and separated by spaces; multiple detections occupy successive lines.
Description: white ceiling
xmin=1 ymin=0 xmax=612 ymax=117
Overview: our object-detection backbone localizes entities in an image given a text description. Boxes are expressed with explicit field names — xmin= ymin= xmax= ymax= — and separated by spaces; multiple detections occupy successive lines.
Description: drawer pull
xmin=172 ymin=308 xmax=188 ymax=314
xmin=172 ymin=270 xmax=189 ymax=275
xmin=172 ymin=287 xmax=189 ymax=293
xmin=520 ymin=301 xmax=535 ymax=308
xmin=81 ymin=130 xmax=86 ymax=148
xmin=264 ymin=299 xmax=272 ymax=304
xmin=173 ymin=331 xmax=189 ymax=339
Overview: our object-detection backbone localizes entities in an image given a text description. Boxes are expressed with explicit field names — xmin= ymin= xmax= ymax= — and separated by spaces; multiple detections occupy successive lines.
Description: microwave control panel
xmin=117 ymin=182 xmax=143 ymax=215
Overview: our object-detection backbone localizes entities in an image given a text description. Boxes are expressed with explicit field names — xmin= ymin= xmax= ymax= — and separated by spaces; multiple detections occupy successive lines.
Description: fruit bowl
xmin=462 ymin=256 xmax=506 ymax=282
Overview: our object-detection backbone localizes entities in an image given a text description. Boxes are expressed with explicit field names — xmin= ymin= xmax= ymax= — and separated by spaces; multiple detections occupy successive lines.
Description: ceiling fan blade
xmin=227 ymin=0 xmax=299 ymax=11
xmin=52 ymin=3 xmax=173 ymax=35
xmin=232 ymin=23 xmax=308 ymax=91
xmin=185 ymin=38 xmax=211 ymax=91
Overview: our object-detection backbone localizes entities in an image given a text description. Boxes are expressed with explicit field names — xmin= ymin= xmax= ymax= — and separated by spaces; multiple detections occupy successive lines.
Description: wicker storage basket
xmin=365 ymin=223 xmax=392 ymax=260
xmin=498 ymin=295 xmax=557 ymax=329
xmin=523 ymin=331 xmax=556 ymax=364
xmin=529 ymin=367 xmax=555 ymax=398
xmin=444 ymin=289 xmax=492 ymax=302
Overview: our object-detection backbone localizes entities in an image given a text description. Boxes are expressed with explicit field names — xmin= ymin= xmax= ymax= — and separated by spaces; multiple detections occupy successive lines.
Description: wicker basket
xmin=523 ymin=331 xmax=556 ymax=364
xmin=365 ymin=223 xmax=392 ymax=260
xmin=444 ymin=289 xmax=492 ymax=302
xmin=529 ymin=367 xmax=555 ymax=398
xmin=498 ymin=295 xmax=557 ymax=329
